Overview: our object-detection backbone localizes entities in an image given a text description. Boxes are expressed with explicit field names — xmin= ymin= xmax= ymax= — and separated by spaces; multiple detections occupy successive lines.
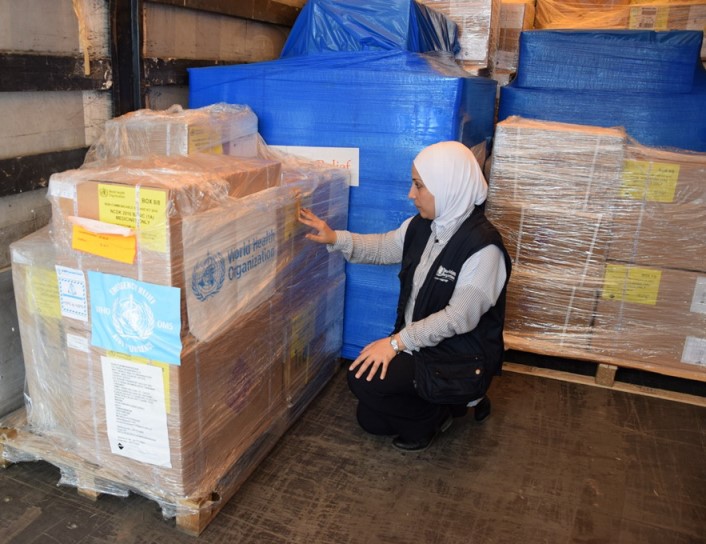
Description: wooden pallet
xmin=504 ymin=335 xmax=706 ymax=407
xmin=0 ymin=364 xmax=338 ymax=535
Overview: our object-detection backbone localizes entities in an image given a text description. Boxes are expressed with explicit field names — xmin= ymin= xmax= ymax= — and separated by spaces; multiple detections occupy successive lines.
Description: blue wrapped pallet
xmin=281 ymin=0 xmax=459 ymax=57
xmin=189 ymin=50 xmax=497 ymax=359
xmin=499 ymin=30 xmax=706 ymax=151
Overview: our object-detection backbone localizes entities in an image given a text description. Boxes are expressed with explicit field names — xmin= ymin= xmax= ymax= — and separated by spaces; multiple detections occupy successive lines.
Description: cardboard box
xmin=420 ymin=0 xmax=501 ymax=66
xmin=10 ymin=229 xmax=75 ymax=440
xmin=65 ymin=298 xmax=286 ymax=498
xmin=285 ymin=275 xmax=345 ymax=404
xmin=100 ymin=104 xmax=259 ymax=160
xmin=489 ymin=117 xmax=626 ymax=211
xmin=592 ymin=263 xmax=706 ymax=369
xmin=505 ymin=264 xmax=603 ymax=349
xmin=607 ymin=143 xmax=706 ymax=273
xmin=487 ymin=202 xmax=610 ymax=270
xmin=48 ymin=156 xmax=281 ymax=286
xmin=494 ymin=0 xmax=536 ymax=72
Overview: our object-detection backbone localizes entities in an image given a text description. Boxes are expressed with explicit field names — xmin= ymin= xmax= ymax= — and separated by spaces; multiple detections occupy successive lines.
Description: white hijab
xmin=412 ymin=141 xmax=488 ymax=236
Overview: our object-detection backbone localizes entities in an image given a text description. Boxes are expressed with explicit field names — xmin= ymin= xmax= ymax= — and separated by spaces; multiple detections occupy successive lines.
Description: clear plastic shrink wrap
xmin=419 ymin=0 xmax=501 ymax=68
xmin=8 ymin=118 xmax=350 ymax=520
xmin=493 ymin=0 xmax=536 ymax=81
xmin=487 ymin=117 xmax=626 ymax=349
xmin=10 ymin=228 xmax=74 ymax=440
xmin=86 ymin=103 xmax=259 ymax=162
xmin=592 ymin=142 xmax=706 ymax=370
xmin=487 ymin=116 xmax=706 ymax=373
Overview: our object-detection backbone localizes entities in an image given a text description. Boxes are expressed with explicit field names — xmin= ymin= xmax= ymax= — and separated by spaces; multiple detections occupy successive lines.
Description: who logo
xmin=191 ymin=251 xmax=226 ymax=302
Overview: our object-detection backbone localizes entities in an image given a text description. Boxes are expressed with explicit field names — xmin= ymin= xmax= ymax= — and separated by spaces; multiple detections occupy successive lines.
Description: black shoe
xmin=391 ymin=414 xmax=453 ymax=452
xmin=474 ymin=396 xmax=491 ymax=423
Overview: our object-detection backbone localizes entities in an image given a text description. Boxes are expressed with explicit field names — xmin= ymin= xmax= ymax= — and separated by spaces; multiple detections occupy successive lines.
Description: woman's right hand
xmin=298 ymin=207 xmax=337 ymax=245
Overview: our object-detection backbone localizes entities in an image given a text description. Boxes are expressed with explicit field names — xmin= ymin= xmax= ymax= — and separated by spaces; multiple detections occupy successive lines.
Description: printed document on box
xmin=101 ymin=356 xmax=171 ymax=467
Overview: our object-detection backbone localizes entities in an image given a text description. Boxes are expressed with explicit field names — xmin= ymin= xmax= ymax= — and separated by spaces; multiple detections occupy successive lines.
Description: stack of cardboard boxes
xmin=487 ymin=115 xmax=706 ymax=373
xmin=594 ymin=143 xmax=706 ymax=367
xmin=10 ymin=105 xmax=349 ymax=510
xmin=487 ymin=116 xmax=625 ymax=348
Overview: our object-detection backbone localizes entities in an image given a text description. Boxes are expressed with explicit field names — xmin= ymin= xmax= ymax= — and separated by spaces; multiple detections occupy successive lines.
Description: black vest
xmin=394 ymin=208 xmax=512 ymax=376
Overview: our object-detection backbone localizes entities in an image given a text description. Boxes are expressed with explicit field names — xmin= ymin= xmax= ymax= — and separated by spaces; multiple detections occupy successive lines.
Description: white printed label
xmin=681 ymin=336 xmax=706 ymax=366
xmin=66 ymin=333 xmax=90 ymax=353
xmin=691 ymin=277 xmax=706 ymax=315
xmin=272 ymin=146 xmax=359 ymax=186
xmin=55 ymin=266 xmax=88 ymax=322
xmin=101 ymin=356 xmax=171 ymax=467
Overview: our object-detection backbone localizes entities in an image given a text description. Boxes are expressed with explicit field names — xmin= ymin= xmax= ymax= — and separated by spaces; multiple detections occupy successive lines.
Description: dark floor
xmin=1 ymin=367 xmax=706 ymax=544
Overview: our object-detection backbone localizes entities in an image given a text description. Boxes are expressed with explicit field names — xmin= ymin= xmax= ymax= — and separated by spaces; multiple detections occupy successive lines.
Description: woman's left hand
xmin=349 ymin=338 xmax=397 ymax=381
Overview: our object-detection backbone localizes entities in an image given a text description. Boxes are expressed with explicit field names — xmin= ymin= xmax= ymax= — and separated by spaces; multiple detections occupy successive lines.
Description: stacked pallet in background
xmin=487 ymin=117 xmax=625 ymax=349
xmin=487 ymin=116 xmax=706 ymax=378
xmin=535 ymin=0 xmax=706 ymax=61
xmin=493 ymin=0 xmax=536 ymax=84
xmin=6 ymin=105 xmax=349 ymax=533
xmin=593 ymin=143 xmax=706 ymax=369
xmin=189 ymin=47 xmax=497 ymax=362
xmin=420 ymin=0 xmax=502 ymax=72
xmin=499 ymin=29 xmax=706 ymax=152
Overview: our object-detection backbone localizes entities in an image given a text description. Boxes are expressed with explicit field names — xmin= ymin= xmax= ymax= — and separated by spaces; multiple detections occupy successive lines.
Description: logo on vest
xmin=434 ymin=265 xmax=457 ymax=283
xmin=192 ymin=252 xmax=226 ymax=301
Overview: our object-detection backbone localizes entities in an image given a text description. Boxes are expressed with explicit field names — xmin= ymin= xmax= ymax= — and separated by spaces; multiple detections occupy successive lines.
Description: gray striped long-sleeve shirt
xmin=330 ymin=214 xmax=507 ymax=353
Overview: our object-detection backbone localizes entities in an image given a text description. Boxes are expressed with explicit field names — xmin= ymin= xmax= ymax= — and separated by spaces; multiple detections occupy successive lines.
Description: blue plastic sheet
xmin=189 ymin=51 xmax=497 ymax=358
xmin=516 ymin=30 xmax=702 ymax=93
xmin=280 ymin=0 xmax=459 ymax=58
xmin=499 ymin=30 xmax=706 ymax=151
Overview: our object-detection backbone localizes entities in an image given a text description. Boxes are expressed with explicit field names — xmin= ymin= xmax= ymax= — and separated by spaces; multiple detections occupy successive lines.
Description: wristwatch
xmin=389 ymin=335 xmax=400 ymax=354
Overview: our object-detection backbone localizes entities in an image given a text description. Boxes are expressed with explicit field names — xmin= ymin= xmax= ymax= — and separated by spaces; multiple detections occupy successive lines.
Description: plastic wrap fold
xmin=487 ymin=116 xmax=706 ymax=373
xmin=189 ymin=50 xmax=497 ymax=359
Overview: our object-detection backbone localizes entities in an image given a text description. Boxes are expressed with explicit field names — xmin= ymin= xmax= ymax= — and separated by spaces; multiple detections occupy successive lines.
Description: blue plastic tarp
xmin=189 ymin=51 xmax=497 ymax=358
xmin=516 ymin=30 xmax=703 ymax=93
xmin=280 ymin=0 xmax=460 ymax=58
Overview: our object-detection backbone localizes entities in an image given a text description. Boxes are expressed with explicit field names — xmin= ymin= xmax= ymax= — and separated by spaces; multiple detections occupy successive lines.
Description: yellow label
xmin=72 ymin=225 xmax=137 ymax=264
xmin=27 ymin=267 xmax=61 ymax=319
xmin=106 ymin=351 xmax=172 ymax=413
xmin=137 ymin=188 xmax=168 ymax=252
xmin=621 ymin=159 xmax=679 ymax=203
xmin=629 ymin=6 xmax=669 ymax=31
xmin=289 ymin=305 xmax=316 ymax=360
xmin=97 ymin=183 xmax=168 ymax=252
xmin=188 ymin=125 xmax=223 ymax=155
xmin=602 ymin=264 xmax=662 ymax=305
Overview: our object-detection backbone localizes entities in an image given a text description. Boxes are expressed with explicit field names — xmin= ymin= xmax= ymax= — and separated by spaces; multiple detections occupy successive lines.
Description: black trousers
xmin=347 ymin=351 xmax=449 ymax=442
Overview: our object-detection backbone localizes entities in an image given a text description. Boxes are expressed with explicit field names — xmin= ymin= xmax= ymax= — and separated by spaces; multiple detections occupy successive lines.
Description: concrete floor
xmin=1 ymin=366 xmax=705 ymax=543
